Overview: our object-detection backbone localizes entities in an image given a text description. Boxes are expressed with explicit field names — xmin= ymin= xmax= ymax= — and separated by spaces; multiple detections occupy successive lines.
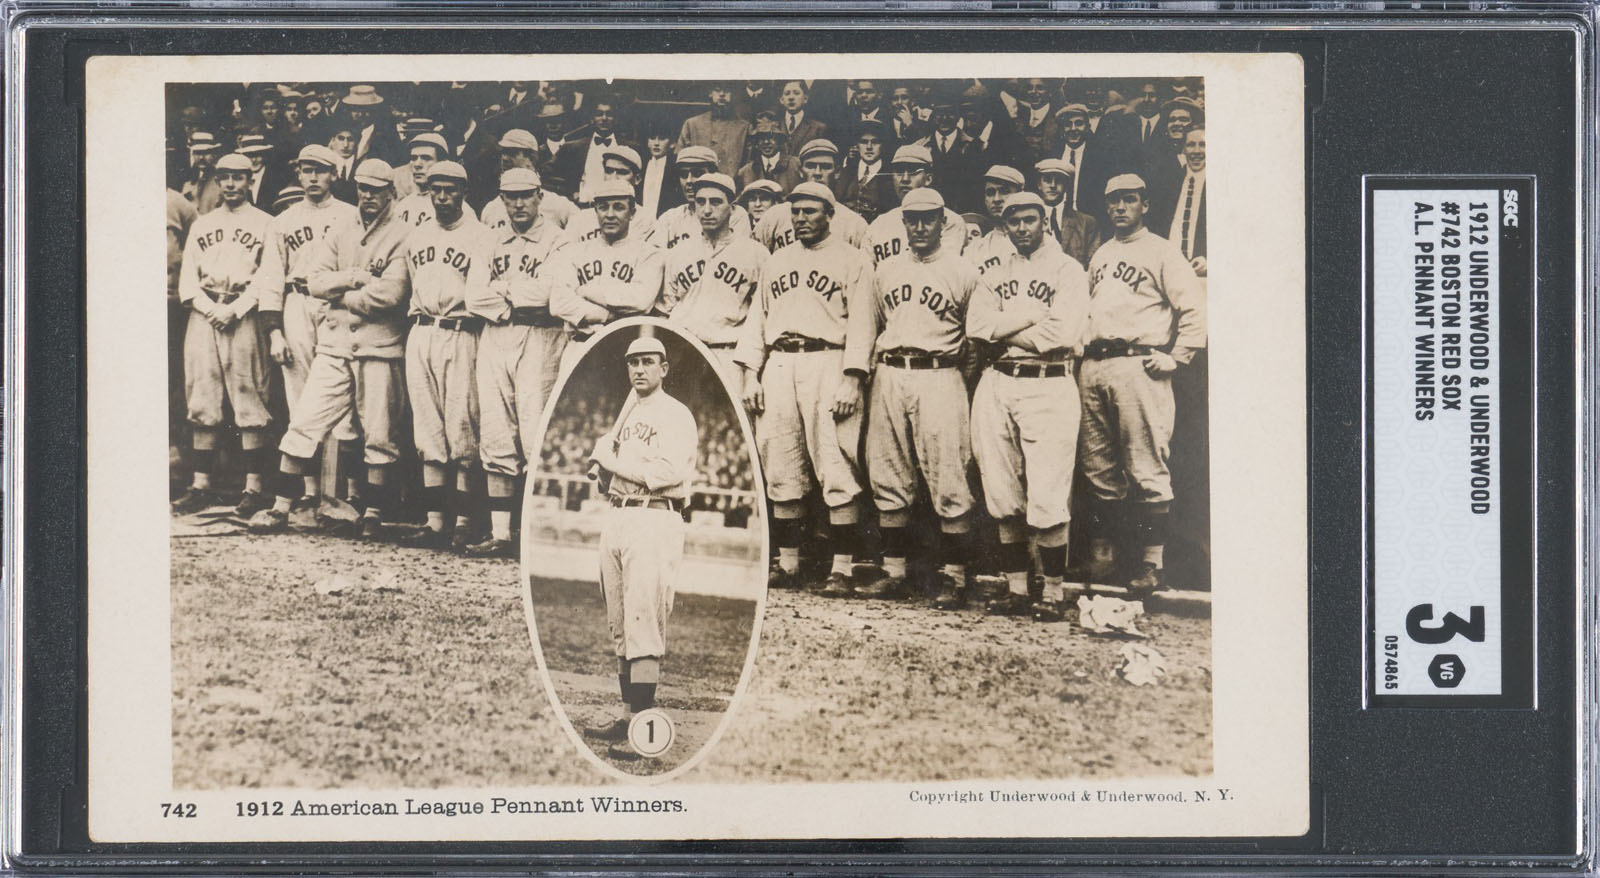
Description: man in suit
xmin=237 ymin=133 xmax=290 ymax=212
xmin=776 ymin=80 xmax=828 ymax=157
xmin=840 ymin=119 xmax=897 ymax=223
xmin=919 ymin=92 xmax=985 ymax=214
xmin=1049 ymin=103 xmax=1117 ymax=222
xmin=563 ymin=94 xmax=641 ymax=206
xmin=1126 ymin=82 xmax=1167 ymax=151
xmin=888 ymin=83 xmax=930 ymax=145
xmin=733 ymin=79 xmax=780 ymax=124
xmin=1033 ymin=158 xmax=1100 ymax=268
xmin=1141 ymin=97 xmax=1201 ymax=210
xmin=1011 ymin=77 xmax=1062 ymax=169
xmin=676 ymin=80 xmax=752 ymax=177
xmin=533 ymin=102 xmax=578 ymax=197
xmin=1150 ymin=126 xmax=1206 ymax=274
xmin=341 ymin=84 xmax=403 ymax=165
xmin=639 ymin=119 xmax=682 ymax=220
xmin=959 ymin=82 xmax=1023 ymax=174
xmin=737 ymin=119 xmax=802 ymax=194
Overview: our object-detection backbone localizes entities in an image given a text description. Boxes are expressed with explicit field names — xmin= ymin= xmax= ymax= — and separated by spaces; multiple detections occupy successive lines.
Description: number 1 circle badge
xmin=628 ymin=709 xmax=675 ymax=758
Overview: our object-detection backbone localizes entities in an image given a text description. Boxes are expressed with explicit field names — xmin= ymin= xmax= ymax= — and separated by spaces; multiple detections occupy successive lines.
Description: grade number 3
xmin=1405 ymin=603 xmax=1486 ymax=644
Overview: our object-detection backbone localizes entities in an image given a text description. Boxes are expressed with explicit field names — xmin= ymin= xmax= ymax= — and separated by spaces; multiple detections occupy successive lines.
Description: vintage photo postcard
xmin=84 ymin=50 xmax=1307 ymax=843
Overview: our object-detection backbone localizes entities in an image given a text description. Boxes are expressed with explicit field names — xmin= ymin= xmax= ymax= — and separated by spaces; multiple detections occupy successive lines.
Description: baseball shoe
xmin=817 ymin=572 xmax=856 ymax=598
xmin=400 ymin=527 xmax=450 ymax=550
xmin=1031 ymin=601 xmax=1066 ymax=623
xmin=856 ymin=574 xmax=911 ymax=601
xmin=606 ymin=740 xmax=642 ymax=761
xmin=170 ymin=487 xmax=220 ymax=515
xmin=984 ymin=593 xmax=1035 ymax=617
xmin=359 ymin=515 xmax=384 ymax=541
xmin=450 ymin=529 xmax=478 ymax=553
xmin=246 ymin=507 xmax=288 ymax=534
xmin=233 ymin=489 xmax=270 ymax=519
xmin=590 ymin=716 xmax=630 ymax=742
xmin=1126 ymin=562 xmax=1164 ymax=599
xmin=768 ymin=567 xmax=803 ymax=590
xmin=286 ymin=496 xmax=321 ymax=531
xmin=464 ymin=537 xmax=516 ymax=560
xmin=930 ymin=575 xmax=967 ymax=611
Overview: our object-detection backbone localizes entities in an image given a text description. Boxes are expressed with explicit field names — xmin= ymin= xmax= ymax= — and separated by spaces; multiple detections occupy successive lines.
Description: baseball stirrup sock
xmin=1136 ymin=507 xmax=1170 ymax=566
xmin=998 ymin=541 xmax=1030 ymax=595
xmin=189 ymin=448 xmax=217 ymax=484
xmin=828 ymin=522 xmax=857 ymax=576
xmin=488 ymin=493 xmax=516 ymax=541
xmin=773 ymin=516 xmax=803 ymax=574
xmin=880 ymin=526 xmax=909 ymax=578
xmin=939 ymin=528 xmax=972 ymax=581
xmin=1039 ymin=544 xmax=1068 ymax=579
xmin=421 ymin=484 xmax=447 ymax=531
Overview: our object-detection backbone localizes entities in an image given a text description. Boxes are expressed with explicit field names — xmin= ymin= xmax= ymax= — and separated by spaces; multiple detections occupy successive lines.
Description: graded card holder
xmin=1363 ymin=176 xmax=1536 ymax=709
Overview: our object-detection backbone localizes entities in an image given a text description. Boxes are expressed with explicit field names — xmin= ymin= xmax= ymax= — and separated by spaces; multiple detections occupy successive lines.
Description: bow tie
xmin=593 ymin=135 xmax=613 ymax=146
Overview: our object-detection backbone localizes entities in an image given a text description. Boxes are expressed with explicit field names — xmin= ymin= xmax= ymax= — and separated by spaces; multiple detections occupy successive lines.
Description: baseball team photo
xmin=158 ymin=64 xmax=1227 ymax=796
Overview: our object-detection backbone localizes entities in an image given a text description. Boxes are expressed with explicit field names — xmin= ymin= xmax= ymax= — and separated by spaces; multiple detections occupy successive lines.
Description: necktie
xmin=787 ymin=113 xmax=797 ymax=133
xmin=1051 ymin=205 xmax=1062 ymax=239
xmin=1179 ymin=174 xmax=1197 ymax=259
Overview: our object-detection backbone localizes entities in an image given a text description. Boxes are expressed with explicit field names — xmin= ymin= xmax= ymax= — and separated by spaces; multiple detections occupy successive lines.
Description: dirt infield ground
xmin=173 ymin=527 xmax=1210 ymax=789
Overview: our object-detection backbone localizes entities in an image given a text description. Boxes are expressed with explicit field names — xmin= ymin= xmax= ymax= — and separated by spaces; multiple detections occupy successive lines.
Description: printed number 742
xmin=160 ymin=803 xmax=197 ymax=818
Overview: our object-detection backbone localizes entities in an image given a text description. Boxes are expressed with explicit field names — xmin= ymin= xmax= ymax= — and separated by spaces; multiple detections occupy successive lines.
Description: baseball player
xmin=734 ymin=181 xmax=875 ymax=596
xmin=247 ymin=159 xmax=413 ymax=538
xmin=967 ymin=192 xmax=1091 ymax=619
xmin=865 ymin=144 xmax=968 ymax=266
xmin=479 ymin=129 xmax=580 ymax=232
xmin=375 ymin=160 xmax=492 ymax=549
xmin=646 ymin=145 xmax=752 ymax=251
xmin=562 ymin=145 xmax=656 ymax=244
xmin=548 ymin=179 xmax=666 ymax=376
xmin=751 ymin=139 xmax=870 ymax=252
xmin=170 ymin=153 xmax=275 ymax=515
xmin=737 ymin=178 xmax=784 ymax=226
xmin=394 ymin=133 xmax=480 ymax=228
xmin=1080 ymin=173 xmax=1206 ymax=596
xmin=660 ymin=173 xmax=767 ymax=386
xmin=966 ymin=165 xmax=1025 ymax=275
xmin=854 ymin=187 xmax=982 ymax=606
xmin=585 ymin=335 xmax=699 ymax=760
xmin=462 ymin=167 xmax=571 ymax=558
xmin=248 ymin=144 xmax=361 ymax=508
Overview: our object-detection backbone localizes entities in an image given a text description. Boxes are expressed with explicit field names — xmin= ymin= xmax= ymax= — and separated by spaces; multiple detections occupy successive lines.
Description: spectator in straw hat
xmin=341 ymin=84 xmax=402 ymax=165
xmin=182 ymin=131 xmax=224 ymax=214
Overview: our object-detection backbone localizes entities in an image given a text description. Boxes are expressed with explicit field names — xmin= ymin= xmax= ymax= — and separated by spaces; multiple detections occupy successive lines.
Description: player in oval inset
xmin=521 ymin=318 xmax=765 ymax=779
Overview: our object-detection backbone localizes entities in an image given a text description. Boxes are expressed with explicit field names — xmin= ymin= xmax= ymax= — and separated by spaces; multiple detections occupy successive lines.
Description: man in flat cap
xmin=395 ymin=132 xmax=479 ymax=228
xmin=248 ymin=158 xmax=412 ymax=539
xmin=676 ymin=81 xmax=751 ymax=177
xmin=1032 ymin=157 xmax=1102 ymax=269
xmin=737 ymin=179 xmax=784 ymax=226
xmin=376 ymin=160 xmax=493 ymax=549
xmin=549 ymin=178 xmax=666 ymax=375
xmin=564 ymin=145 xmax=662 ymax=244
xmin=854 ymin=186 xmax=984 ymax=605
xmin=734 ymin=181 xmax=876 ymax=596
xmin=865 ymin=144 xmax=968 ymax=265
xmin=170 ymin=153 xmax=276 ymax=516
xmin=967 ymin=164 xmax=1026 ymax=274
xmin=647 ymin=145 xmax=751 ymax=251
xmin=479 ymin=128 xmax=579 ymax=233
xmin=966 ymin=190 xmax=1091 ymax=620
xmin=1050 ymin=102 xmax=1115 ymax=224
xmin=1079 ymin=173 xmax=1205 ymax=597
xmin=736 ymin=119 xmax=801 ymax=195
xmin=752 ymin=139 xmax=870 ymax=252
xmin=661 ymin=172 xmax=768 ymax=385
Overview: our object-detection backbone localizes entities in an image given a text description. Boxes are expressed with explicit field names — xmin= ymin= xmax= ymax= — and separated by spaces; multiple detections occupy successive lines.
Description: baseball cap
xmin=408 ymin=132 xmax=449 ymax=156
xmin=691 ymin=172 xmax=737 ymax=200
xmin=676 ymin=145 xmax=720 ymax=167
xmin=983 ymin=165 xmax=1025 ymax=188
xmin=738 ymin=179 xmax=784 ymax=203
xmin=354 ymin=158 xmax=395 ymax=187
xmin=786 ymin=180 xmax=836 ymax=206
xmin=1054 ymin=102 xmax=1091 ymax=119
xmin=236 ymin=134 xmax=272 ymax=155
xmin=499 ymin=167 xmax=542 ymax=193
xmin=602 ymin=145 xmax=643 ymax=173
xmin=498 ymin=128 xmax=538 ymax=151
xmin=1105 ymin=173 xmax=1147 ymax=195
xmin=296 ymin=144 xmax=340 ymax=169
xmin=890 ymin=144 xmax=933 ymax=168
xmin=591 ymin=179 xmax=636 ymax=202
xmin=1001 ymin=191 xmax=1048 ymax=215
xmin=426 ymin=161 xmax=469 ymax=184
xmin=1034 ymin=158 xmax=1072 ymax=179
xmin=626 ymin=336 xmax=667 ymax=360
xmin=900 ymin=188 xmax=945 ymax=212
xmin=214 ymin=153 xmax=253 ymax=173
xmin=797 ymin=139 xmax=840 ymax=161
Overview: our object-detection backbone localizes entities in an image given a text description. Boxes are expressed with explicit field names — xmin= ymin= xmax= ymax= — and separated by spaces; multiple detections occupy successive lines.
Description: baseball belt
xmin=509 ymin=306 xmax=564 ymax=328
xmin=202 ymin=289 xmax=241 ymax=305
xmin=703 ymin=341 xmax=738 ymax=350
xmin=610 ymin=495 xmax=685 ymax=513
xmin=876 ymin=351 xmax=960 ymax=370
xmin=413 ymin=313 xmax=485 ymax=333
xmin=991 ymin=360 xmax=1074 ymax=379
xmin=1082 ymin=339 xmax=1161 ymax=360
xmin=769 ymin=336 xmax=843 ymax=353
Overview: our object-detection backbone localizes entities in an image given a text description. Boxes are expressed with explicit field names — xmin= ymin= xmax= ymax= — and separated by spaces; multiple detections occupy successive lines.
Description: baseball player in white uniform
xmin=561 ymin=145 xmax=657 ymax=245
xmin=734 ymin=181 xmax=875 ymax=596
xmin=966 ymin=165 xmax=1025 ymax=275
xmin=479 ymin=129 xmax=579 ymax=232
xmin=1081 ymin=173 xmax=1206 ymax=596
xmin=170 ymin=153 xmax=275 ymax=515
xmin=751 ymin=139 xmax=870 ymax=253
xmin=585 ymin=334 xmax=698 ymax=760
xmin=866 ymin=144 xmax=968 ymax=266
xmin=646 ymin=145 xmax=751 ymax=251
xmin=660 ymin=172 xmax=767 ymax=387
xmin=463 ymin=167 xmax=570 ymax=557
xmin=247 ymin=159 xmax=413 ymax=538
xmin=249 ymin=144 xmax=361 ymax=507
xmin=967 ymin=192 xmax=1092 ymax=619
xmin=376 ymin=160 xmax=492 ymax=549
xmin=855 ymin=187 xmax=983 ymax=606
xmin=548 ymin=178 xmax=666 ymax=376
xmin=394 ymin=133 xmax=478 ymax=228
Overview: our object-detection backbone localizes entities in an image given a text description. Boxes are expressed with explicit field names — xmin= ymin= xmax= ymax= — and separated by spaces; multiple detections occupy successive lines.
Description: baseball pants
xmin=755 ymin=349 xmax=865 ymax=509
xmin=971 ymin=368 xmax=1080 ymax=529
xmin=477 ymin=323 xmax=567 ymax=478
xmin=278 ymin=354 xmax=405 ymax=465
xmin=1077 ymin=356 xmax=1176 ymax=505
xmin=866 ymin=364 xmax=974 ymax=519
xmin=183 ymin=310 xmax=273 ymax=430
xmin=405 ymin=322 xmax=480 ymax=466
xmin=282 ymin=292 xmax=358 ymax=443
xmin=599 ymin=506 xmax=684 ymax=660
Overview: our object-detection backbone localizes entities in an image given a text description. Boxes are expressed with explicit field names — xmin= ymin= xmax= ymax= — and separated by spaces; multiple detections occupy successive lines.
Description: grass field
xmin=172 ymin=526 xmax=1211 ymax=789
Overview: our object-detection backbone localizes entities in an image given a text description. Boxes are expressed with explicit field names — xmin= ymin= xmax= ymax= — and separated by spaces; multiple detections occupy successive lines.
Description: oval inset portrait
xmin=522 ymin=317 xmax=765 ymax=779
